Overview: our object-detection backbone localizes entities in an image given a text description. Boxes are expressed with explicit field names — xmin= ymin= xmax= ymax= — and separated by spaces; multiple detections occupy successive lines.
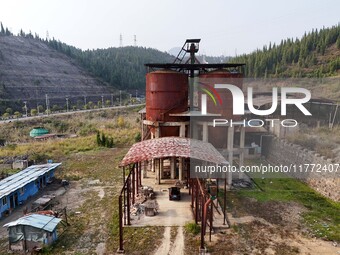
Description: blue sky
xmin=0 ymin=0 xmax=339 ymax=56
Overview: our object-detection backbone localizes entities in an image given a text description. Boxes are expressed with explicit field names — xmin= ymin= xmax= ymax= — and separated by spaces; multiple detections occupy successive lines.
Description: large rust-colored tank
xmin=146 ymin=70 xmax=188 ymax=137
xmin=198 ymin=70 xmax=243 ymax=148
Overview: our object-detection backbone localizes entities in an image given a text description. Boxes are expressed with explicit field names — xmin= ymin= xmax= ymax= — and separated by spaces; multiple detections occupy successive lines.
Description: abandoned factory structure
xmin=118 ymin=39 xmax=249 ymax=252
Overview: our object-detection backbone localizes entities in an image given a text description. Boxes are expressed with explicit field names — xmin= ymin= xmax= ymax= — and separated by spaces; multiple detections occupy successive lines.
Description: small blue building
xmin=0 ymin=163 xmax=61 ymax=219
xmin=3 ymin=213 xmax=62 ymax=252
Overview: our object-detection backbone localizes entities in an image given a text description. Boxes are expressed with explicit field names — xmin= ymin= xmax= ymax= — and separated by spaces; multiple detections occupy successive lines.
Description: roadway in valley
xmin=0 ymin=104 xmax=144 ymax=125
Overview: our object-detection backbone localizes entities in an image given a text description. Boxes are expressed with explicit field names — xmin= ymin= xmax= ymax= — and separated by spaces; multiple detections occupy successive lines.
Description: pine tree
xmin=0 ymin=22 xmax=4 ymax=35
xmin=101 ymin=133 xmax=106 ymax=146
xmin=96 ymin=131 xmax=101 ymax=146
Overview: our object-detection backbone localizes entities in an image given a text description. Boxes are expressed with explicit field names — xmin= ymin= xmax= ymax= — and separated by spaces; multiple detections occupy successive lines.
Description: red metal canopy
xmin=120 ymin=137 xmax=228 ymax=167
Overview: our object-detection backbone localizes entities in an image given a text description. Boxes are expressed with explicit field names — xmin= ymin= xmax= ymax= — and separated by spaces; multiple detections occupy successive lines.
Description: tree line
xmin=1 ymin=22 xmax=339 ymax=84
xmin=231 ymin=24 xmax=340 ymax=78
xmin=0 ymin=22 xmax=174 ymax=90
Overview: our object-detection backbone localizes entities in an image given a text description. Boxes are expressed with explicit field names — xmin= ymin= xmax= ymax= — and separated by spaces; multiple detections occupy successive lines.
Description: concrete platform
xmin=129 ymin=172 xmax=193 ymax=227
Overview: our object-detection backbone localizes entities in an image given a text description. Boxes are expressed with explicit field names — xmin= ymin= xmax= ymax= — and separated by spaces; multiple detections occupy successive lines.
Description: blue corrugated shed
xmin=0 ymin=163 xmax=61 ymax=219
xmin=3 ymin=214 xmax=62 ymax=251
xmin=3 ymin=213 xmax=62 ymax=232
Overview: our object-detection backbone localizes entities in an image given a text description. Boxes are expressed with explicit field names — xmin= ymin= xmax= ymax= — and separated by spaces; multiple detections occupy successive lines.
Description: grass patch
xmin=0 ymin=108 xmax=139 ymax=162
xmin=229 ymin=160 xmax=340 ymax=241
xmin=286 ymin=125 xmax=340 ymax=159
xmin=184 ymin=222 xmax=201 ymax=235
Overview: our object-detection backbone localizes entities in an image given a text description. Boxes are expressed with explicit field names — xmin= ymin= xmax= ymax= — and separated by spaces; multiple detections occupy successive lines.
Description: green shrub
xmin=184 ymin=222 xmax=201 ymax=235
xmin=134 ymin=132 xmax=141 ymax=142
xmin=116 ymin=116 xmax=125 ymax=128
xmin=96 ymin=131 xmax=114 ymax=148
xmin=30 ymin=153 xmax=48 ymax=163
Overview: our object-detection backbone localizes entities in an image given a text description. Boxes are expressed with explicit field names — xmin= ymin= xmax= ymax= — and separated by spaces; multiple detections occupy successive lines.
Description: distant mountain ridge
xmin=0 ymin=22 xmax=339 ymax=113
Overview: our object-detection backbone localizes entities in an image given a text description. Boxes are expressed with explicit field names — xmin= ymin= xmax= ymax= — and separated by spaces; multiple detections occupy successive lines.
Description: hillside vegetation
xmin=1 ymin=22 xmax=339 ymax=113
xmin=0 ymin=107 xmax=141 ymax=162
xmin=232 ymin=24 xmax=340 ymax=78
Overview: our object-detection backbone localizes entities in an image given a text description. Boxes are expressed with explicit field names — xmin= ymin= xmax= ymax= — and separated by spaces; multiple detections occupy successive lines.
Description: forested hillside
xmin=1 ymin=22 xmax=174 ymax=90
xmin=1 ymin=22 xmax=339 ymax=99
xmin=232 ymin=24 xmax=340 ymax=78
xmin=46 ymin=42 xmax=174 ymax=89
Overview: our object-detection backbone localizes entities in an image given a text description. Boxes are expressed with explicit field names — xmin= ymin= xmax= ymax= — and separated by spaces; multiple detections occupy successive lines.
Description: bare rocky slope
xmin=0 ymin=36 xmax=112 ymax=111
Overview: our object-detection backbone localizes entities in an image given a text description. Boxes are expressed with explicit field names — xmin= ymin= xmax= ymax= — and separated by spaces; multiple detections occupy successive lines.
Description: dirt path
xmin=154 ymin=227 xmax=171 ymax=255
xmin=154 ymin=227 xmax=185 ymax=255
xmin=169 ymin=227 xmax=184 ymax=255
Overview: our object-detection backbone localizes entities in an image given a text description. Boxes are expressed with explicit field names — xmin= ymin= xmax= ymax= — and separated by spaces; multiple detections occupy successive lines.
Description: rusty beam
xmin=201 ymin=198 xmax=212 ymax=250
xmin=195 ymin=180 xmax=199 ymax=224
xmin=223 ymin=178 xmax=227 ymax=225
xmin=118 ymin=195 xmax=124 ymax=253
xmin=127 ymin=178 xmax=131 ymax=225
xmin=136 ymin=162 xmax=139 ymax=195
xmin=132 ymin=165 xmax=135 ymax=204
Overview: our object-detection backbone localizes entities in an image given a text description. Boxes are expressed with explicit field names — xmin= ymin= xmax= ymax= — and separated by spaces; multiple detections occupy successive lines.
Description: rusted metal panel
xmin=198 ymin=70 xmax=243 ymax=148
xmin=199 ymin=69 xmax=243 ymax=119
xmin=119 ymin=137 xmax=228 ymax=167
xmin=146 ymin=70 xmax=189 ymax=137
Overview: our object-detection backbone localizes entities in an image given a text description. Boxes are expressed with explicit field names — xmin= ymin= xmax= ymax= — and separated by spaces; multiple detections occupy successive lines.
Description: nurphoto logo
xmin=201 ymin=84 xmax=311 ymax=116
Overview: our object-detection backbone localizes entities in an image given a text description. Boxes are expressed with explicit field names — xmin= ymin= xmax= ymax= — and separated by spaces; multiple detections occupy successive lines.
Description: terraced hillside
xmin=0 ymin=36 xmax=111 ymax=112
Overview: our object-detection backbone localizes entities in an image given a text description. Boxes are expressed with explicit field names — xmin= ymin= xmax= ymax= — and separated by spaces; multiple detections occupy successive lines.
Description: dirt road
xmin=154 ymin=226 xmax=185 ymax=255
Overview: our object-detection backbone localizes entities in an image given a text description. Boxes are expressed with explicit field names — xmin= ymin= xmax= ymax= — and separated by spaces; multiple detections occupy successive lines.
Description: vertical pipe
xmin=191 ymin=180 xmax=194 ymax=208
xmin=216 ymin=178 xmax=219 ymax=198
xmin=123 ymin=188 xmax=126 ymax=226
xmin=158 ymin=159 xmax=161 ymax=185
xmin=188 ymin=160 xmax=191 ymax=195
xmin=195 ymin=181 xmax=199 ymax=224
xmin=179 ymin=157 xmax=183 ymax=181
xmin=132 ymin=165 xmax=135 ymax=205
xmin=200 ymin=205 xmax=205 ymax=250
xmin=209 ymin=199 xmax=213 ymax=242
xmin=223 ymin=178 xmax=227 ymax=225
xmin=170 ymin=157 xmax=176 ymax=179
xmin=201 ymin=198 xmax=212 ymax=250
xmin=138 ymin=162 xmax=142 ymax=186
xmin=136 ymin=162 xmax=139 ymax=195
xmin=118 ymin=195 xmax=124 ymax=252
xmin=127 ymin=178 xmax=131 ymax=225
xmin=123 ymin=167 xmax=126 ymax=226
xmin=160 ymin=158 xmax=164 ymax=180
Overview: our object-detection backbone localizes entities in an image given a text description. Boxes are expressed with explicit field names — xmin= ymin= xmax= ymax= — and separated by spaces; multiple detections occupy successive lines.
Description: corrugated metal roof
xmin=0 ymin=163 xmax=61 ymax=199
xmin=3 ymin=214 xmax=61 ymax=232
xmin=120 ymin=137 xmax=228 ymax=166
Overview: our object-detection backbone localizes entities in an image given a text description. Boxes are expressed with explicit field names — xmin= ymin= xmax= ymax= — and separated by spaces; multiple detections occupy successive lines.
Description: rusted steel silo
xmin=146 ymin=70 xmax=188 ymax=137
xmin=198 ymin=70 xmax=243 ymax=148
